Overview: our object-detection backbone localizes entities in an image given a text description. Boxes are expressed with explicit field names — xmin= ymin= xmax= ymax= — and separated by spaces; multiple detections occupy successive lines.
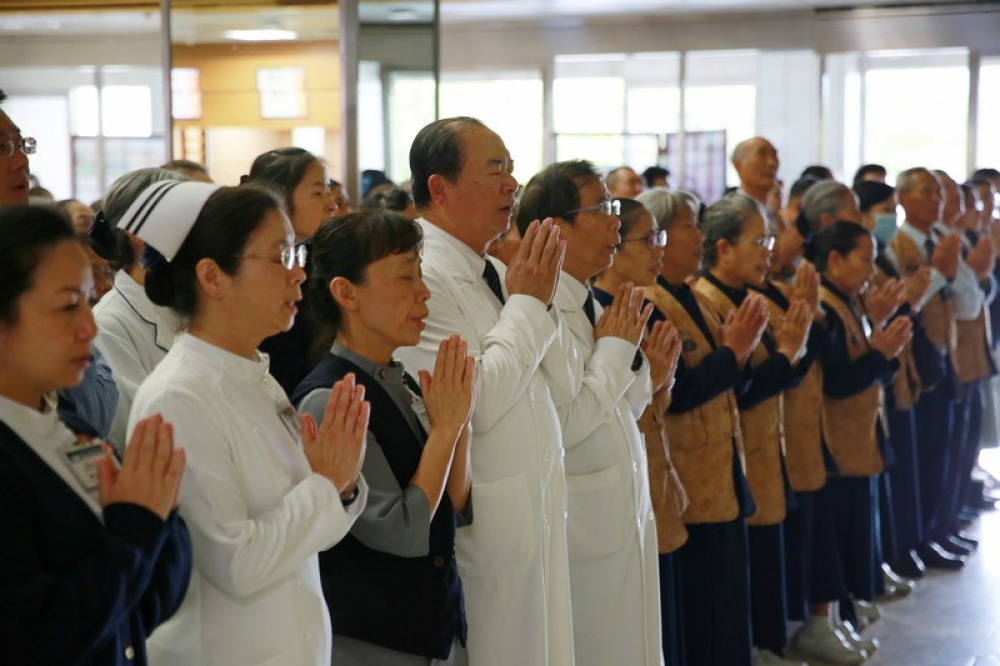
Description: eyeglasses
xmin=735 ymin=235 xmax=776 ymax=251
xmin=236 ymin=244 xmax=308 ymax=270
xmin=0 ymin=137 xmax=36 ymax=159
xmin=565 ymin=199 xmax=621 ymax=217
xmin=620 ymin=229 xmax=667 ymax=250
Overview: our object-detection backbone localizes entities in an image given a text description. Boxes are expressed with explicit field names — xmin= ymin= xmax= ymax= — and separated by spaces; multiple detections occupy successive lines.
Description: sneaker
xmin=835 ymin=623 xmax=880 ymax=654
xmin=881 ymin=564 xmax=916 ymax=597
xmin=788 ymin=618 xmax=868 ymax=665
xmin=852 ymin=599 xmax=881 ymax=628
xmin=753 ymin=648 xmax=807 ymax=666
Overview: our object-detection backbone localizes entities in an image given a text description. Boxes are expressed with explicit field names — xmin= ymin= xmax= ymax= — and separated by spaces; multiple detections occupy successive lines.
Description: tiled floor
xmin=857 ymin=507 xmax=1000 ymax=666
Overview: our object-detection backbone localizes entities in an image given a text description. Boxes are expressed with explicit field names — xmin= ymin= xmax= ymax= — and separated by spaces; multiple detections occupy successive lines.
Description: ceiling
xmin=0 ymin=0 xmax=985 ymax=38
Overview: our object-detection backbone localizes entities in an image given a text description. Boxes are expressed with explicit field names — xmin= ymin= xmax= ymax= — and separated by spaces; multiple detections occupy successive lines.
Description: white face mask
xmin=872 ymin=212 xmax=898 ymax=244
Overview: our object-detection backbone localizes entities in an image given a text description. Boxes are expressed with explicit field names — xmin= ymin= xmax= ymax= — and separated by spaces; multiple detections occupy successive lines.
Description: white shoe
xmin=852 ymin=599 xmax=881 ymax=628
xmin=788 ymin=617 xmax=868 ymax=665
xmin=881 ymin=564 xmax=917 ymax=597
xmin=835 ymin=623 xmax=880 ymax=654
xmin=754 ymin=648 xmax=807 ymax=666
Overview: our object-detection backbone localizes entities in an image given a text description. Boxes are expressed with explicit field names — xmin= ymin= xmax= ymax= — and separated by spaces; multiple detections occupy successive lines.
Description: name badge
xmin=59 ymin=440 xmax=111 ymax=491
xmin=682 ymin=339 xmax=698 ymax=352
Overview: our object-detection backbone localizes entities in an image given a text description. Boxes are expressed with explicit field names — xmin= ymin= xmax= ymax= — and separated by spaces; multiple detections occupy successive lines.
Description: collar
xmin=331 ymin=340 xmax=405 ymax=385
xmin=820 ymin=275 xmax=852 ymax=307
xmin=112 ymin=271 xmax=178 ymax=350
xmin=0 ymin=392 xmax=67 ymax=443
xmin=657 ymin=274 xmax=691 ymax=297
xmin=900 ymin=220 xmax=932 ymax=254
xmin=557 ymin=271 xmax=591 ymax=311
xmin=703 ymin=271 xmax=747 ymax=306
xmin=417 ymin=217 xmax=489 ymax=282
xmin=174 ymin=333 xmax=272 ymax=385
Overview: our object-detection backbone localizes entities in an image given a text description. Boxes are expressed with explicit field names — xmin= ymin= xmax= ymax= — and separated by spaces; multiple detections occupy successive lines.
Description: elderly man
xmin=607 ymin=165 xmax=643 ymax=199
xmin=885 ymin=167 xmax=987 ymax=571
xmin=0 ymin=90 xmax=119 ymax=439
xmin=397 ymin=117 xmax=578 ymax=666
xmin=518 ymin=160 xmax=664 ymax=666
xmin=733 ymin=137 xmax=781 ymax=232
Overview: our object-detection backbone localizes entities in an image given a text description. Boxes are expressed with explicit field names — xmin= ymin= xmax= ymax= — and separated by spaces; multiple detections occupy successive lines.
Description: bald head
xmin=606 ymin=166 xmax=642 ymax=199
xmin=732 ymin=136 xmax=779 ymax=201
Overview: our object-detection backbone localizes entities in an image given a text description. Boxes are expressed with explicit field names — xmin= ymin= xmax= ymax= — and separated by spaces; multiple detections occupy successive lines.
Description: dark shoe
xmin=939 ymin=536 xmax=973 ymax=556
xmin=952 ymin=532 xmax=979 ymax=549
xmin=916 ymin=542 xmax=966 ymax=570
xmin=893 ymin=549 xmax=926 ymax=578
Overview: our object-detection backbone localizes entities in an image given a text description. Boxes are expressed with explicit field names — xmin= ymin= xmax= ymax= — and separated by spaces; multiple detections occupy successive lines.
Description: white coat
xmin=555 ymin=276 xmax=663 ymax=666
xmin=93 ymin=271 xmax=179 ymax=450
xmin=396 ymin=219 xmax=579 ymax=666
xmin=131 ymin=334 xmax=366 ymax=666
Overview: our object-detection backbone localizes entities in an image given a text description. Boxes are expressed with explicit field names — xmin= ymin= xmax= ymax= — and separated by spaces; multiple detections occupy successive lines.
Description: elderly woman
xmin=127 ymin=182 xmax=368 ymax=666
xmin=635 ymin=188 xmax=766 ymax=666
xmin=592 ymin=198 xmax=686 ymax=666
xmin=292 ymin=209 xmax=474 ymax=665
xmin=0 ymin=206 xmax=191 ymax=665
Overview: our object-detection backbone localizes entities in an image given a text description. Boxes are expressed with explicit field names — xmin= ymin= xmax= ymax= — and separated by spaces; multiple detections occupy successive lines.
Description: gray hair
xmin=801 ymin=179 xmax=854 ymax=234
xmin=101 ymin=167 xmax=190 ymax=269
xmin=701 ymin=193 xmax=760 ymax=267
xmin=895 ymin=167 xmax=935 ymax=196
xmin=636 ymin=187 xmax=701 ymax=231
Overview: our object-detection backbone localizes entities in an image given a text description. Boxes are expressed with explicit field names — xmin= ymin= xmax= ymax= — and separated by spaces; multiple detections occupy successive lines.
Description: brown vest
xmin=888 ymin=230 xmax=956 ymax=352
xmin=645 ymin=283 xmax=745 ymax=525
xmin=954 ymin=308 xmax=998 ymax=384
xmin=695 ymin=277 xmax=786 ymax=526
xmin=636 ymin=388 xmax=689 ymax=553
xmin=757 ymin=280 xmax=827 ymax=492
xmin=819 ymin=286 xmax=886 ymax=476
xmin=871 ymin=265 xmax=922 ymax=410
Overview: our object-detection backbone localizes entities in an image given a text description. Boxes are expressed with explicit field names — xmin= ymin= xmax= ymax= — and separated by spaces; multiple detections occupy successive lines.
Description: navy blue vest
xmin=291 ymin=353 xmax=467 ymax=659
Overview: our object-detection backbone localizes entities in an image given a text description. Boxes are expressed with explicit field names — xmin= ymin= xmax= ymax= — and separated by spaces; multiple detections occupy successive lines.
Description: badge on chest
xmin=60 ymin=439 xmax=113 ymax=490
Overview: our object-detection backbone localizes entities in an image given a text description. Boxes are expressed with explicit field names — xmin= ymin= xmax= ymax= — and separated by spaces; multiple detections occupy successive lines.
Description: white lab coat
xmin=555 ymin=277 xmax=663 ymax=666
xmin=93 ymin=271 xmax=179 ymax=450
xmin=131 ymin=334 xmax=366 ymax=666
xmin=396 ymin=219 xmax=578 ymax=666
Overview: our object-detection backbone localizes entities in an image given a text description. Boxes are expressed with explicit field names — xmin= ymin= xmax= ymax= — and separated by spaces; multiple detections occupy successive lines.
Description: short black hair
xmin=801 ymin=165 xmax=834 ymax=181
xmin=789 ymin=176 xmax=819 ymax=200
xmin=0 ymin=206 xmax=77 ymax=325
xmin=617 ymin=198 xmax=650 ymax=238
xmin=805 ymin=220 xmax=872 ymax=272
xmin=241 ymin=147 xmax=320 ymax=214
xmin=642 ymin=166 xmax=670 ymax=188
xmin=853 ymin=181 xmax=895 ymax=213
xmin=972 ymin=168 xmax=1000 ymax=181
xmin=409 ymin=117 xmax=485 ymax=209
xmin=852 ymin=163 xmax=888 ymax=187
xmin=145 ymin=185 xmax=281 ymax=319
xmin=361 ymin=187 xmax=414 ymax=214
xmin=308 ymin=209 xmax=422 ymax=350
xmin=516 ymin=160 xmax=601 ymax=236
xmin=0 ymin=90 xmax=7 ymax=106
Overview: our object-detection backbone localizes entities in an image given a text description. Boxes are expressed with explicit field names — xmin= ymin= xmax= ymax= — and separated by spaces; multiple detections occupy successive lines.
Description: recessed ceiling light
xmin=223 ymin=29 xmax=297 ymax=41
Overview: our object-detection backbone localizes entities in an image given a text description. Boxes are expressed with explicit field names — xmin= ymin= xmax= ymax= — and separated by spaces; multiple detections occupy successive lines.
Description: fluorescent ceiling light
xmin=223 ymin=29 xmax=298 ymax=41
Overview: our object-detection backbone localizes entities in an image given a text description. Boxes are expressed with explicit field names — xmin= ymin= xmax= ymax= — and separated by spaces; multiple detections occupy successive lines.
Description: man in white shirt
xmin=517 ymin=159 xmax=663 ymax=666
xmin=396 ymin=117 xmax=578 ymax=666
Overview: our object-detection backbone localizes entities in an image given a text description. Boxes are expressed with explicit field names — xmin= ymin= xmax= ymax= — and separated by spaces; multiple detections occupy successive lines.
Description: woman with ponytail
xmin=90 ymin=167 xmax=190 ymax=449
xmin=127 ymin=182 xmax=369 ymax=666
xmin=291 ymin=209 xmax=474 ymax=665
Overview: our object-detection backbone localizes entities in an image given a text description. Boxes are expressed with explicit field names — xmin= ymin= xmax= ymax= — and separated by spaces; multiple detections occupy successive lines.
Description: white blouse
xmin=130 ymin=333 xmax=366 ymax=666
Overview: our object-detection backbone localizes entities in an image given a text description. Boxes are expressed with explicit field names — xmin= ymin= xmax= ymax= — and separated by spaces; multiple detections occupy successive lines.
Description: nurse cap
xmin=118 ymin=180 xmax=222 ymax=261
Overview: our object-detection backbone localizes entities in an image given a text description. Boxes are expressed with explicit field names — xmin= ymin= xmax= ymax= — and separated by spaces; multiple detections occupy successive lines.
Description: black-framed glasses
xmin=619 ymin=229 xmax=667 ymax=250
xmin=564 ymin=199 xmax=621 ymax=217
xmin=236 ymin=244 xmax=308 ymax=270
xmin=0 ymin=137 xmax=36 ymax=159
xmin=735 ymin=235 xmax=776 ymax=251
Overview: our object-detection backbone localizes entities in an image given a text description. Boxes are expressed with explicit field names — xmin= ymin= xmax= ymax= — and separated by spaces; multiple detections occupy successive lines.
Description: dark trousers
xmin=658 ymin=550 xmax=685 ymax=666
xmin=827 ymin=475 xmax=879 ymax=602
xmin=884 ymin=403 xmax=924 ymax=558
xmin=784 ymin=487 xmax=848 ymax=610
xmin=678 ymin=518 xmax=752 ymax=666
xmin=944 ymin=382 xmax=984 ymax=532
xmin=749 ymin=523 xmax=787 ymax=655
xmin=914 ymin=382 xmax=955 ymax=540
